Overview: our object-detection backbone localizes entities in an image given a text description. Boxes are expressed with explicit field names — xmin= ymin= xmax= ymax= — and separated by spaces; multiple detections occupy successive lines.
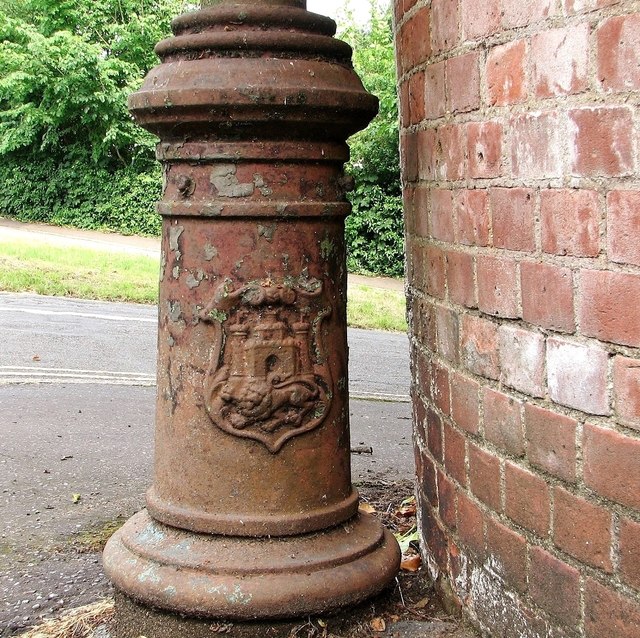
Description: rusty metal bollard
xmin=103 ymin=0 xmax=400 ymax=634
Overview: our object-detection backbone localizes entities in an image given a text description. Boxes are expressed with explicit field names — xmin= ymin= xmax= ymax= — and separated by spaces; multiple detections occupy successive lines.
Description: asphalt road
xmin=0 ymin=293 xmax=412 ymax=633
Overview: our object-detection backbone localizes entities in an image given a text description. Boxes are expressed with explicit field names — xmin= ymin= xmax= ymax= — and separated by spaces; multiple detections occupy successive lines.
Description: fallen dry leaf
xmin=358 ymin=502 xmax=376 ymax=514
xmin=32 ymin=355 xmax=41 ymax=361
xmin=400 ymin=553 xmax=422 ymax=572
xmin=370 ymin=617 xmax=386 ymax=632
xmin=412 ymin=596 xmax=430 ymax=610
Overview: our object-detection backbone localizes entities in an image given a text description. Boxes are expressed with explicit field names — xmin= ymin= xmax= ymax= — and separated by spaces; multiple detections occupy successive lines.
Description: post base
xmin=104 ymin=510 xmax=400 ymax=621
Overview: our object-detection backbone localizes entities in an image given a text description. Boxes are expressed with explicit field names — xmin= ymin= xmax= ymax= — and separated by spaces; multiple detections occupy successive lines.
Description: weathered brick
xmin=490 ymin=188 xmax=535 ymax=252
xmin=460 ymin=314 xmax=500 ymax=380
xmin=579 ymin=270 xmax=640 ymax=348
xmin=446 ymin=52 xmax=481 ymax=114
xmin=436 ymin=304 xmax=460 ymax=364
xmin=431 ymin=0 xmax=458 ymax=54
xmin=421 ymin=453 xmax=438 ymax=509
xmin=569 ymin=107 xmax=635 ymax=177
xmin=541 ymin=189 xmax=600 ymax=257
xmin=585 ymin=578 xmax=640 ymax=638
xmin=469 ymin=444 xmax=501 ymax=510
xmin=436 ymin=124 xmax=466 ymax=181
xmin=505 ymin=462 xmax=550 ymax=536
xmin=583 ymin=423 xmax=640 ymax=509
xmin=613 ymin=356 xmax=640 ymax=431
xmin=417 ymin=127 xmax=437 ymax=181
xmin=531 ymin=25 xmax=589 ymax=97
xmin=443 ymin=420 xmax=467 ymax=486
xmin=597 ymin=14 xmax=640 ymax=93
xmin=485 ymin=517 xmax=527 ymax=593
xmin=451 ymin=372 xmax=481 ymax=434
xmin=547 ymin=337 xmax=609 ymax=415
xmin=487 ymin=40 xmax=527 ymax=106
xmin=425 ymin=245 xmax=446 ymax=300
xmin=511 ymin=111 xmax=564 ymax=179
xmin=457 ymin=491 xmax=484 ymax=556
xmin=425 ymin=62 xmax=446 ymax=120
xmin=399 ymin=8 xmax=431 ymax=74
xmin=525 ymin=404 xmax=577 ymax=482
xmin=410 ymin=185 xmax=429 ymax=238
xmin=446 ymin=250 xmax=476 ymax=308
xmin=563 ymin=0 xmax=618 ymax=15
xmin=521 ymin=262 xmax=575 ymax=332
xmin=400 ymin=131 xmax=419 ymax=183
xmin=502 ymin=0 xmax=556 ymax=27
xmin=460 ymin=0 xmax=501 ymax=40
xmin=423 ymin=514 xmax=449 ymax=573
xmin=498 ymin=325 xmax=545 ymax=397
xmin=408 ymin=70 xmax=425 ymax=125
xmin=553 ymin=486 xmax=613 ymax=572
xmin=607 ymin=190 xmax=640 ymax=267
xmin=430 ymin=189 xmax=455 ymax=242
xmin=438 ymin=469 xmax=457 ymax=530
xmin=483 ymin=389 xmax=525 ymax=456
xmin=478 ymin=256 xmax=519 ymax=319
xmin=433 ymin=362 xmax=451 ymax=415
xmin=530 ymin=547 xmax=581 ymax=623
xmin=620 ymin=517 xmax=640 ymax=591
xmin=427 ymin=406 xmax=443 ymax=462
xmin=467 ymin=122 xmax=503 ymax=179
xmin=456 ymin=190 xmax=490 ymax=247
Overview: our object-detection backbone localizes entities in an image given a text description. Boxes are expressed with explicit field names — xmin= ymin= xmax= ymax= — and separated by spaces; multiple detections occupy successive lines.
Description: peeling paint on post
xmin=103 ymin=0 xmax=400 ymax=634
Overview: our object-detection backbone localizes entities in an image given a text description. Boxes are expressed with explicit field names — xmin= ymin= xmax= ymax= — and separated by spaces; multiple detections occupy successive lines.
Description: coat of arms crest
xmin=200 ymin=273 xmax=332 ymax=453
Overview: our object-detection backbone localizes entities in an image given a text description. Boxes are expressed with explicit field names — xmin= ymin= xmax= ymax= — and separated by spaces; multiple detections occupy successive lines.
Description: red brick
xmin=414 ymin=392 xmax=428 ymax=445
xmin=613 ymin=356 xmax=640 ymax=431
xmin=425 ymin=245 xmax=446 ymax=300
xmin=525 ymin=404 xmax=577 ymax=482
xmin=460 ymin=0 xmax=500 ymax=40
xmin=460 ymin=314 xmax=500 ymax=380
xmin=436 ymin=124 xmax=466 ymax=180
xmin=477 ymin=256 xmax=519 ymax=319
xmin=469 ymin=444 xmax=501 ymax=510
xmin=597 ymin=14 xmax=640 ymax=93
xmin=607 ymin=190 xmax=640 ymax=267
xmin=579 ymin=270 xmax=640 ymax=348
xmin=505 ymin=463 xmax=550 ymax=536
xmin=483 ymin=389 xmax=525 ymax=456
xmin=443 ymin=420 xmax=466 ymax=486
xmin=425 ymin=62 xmax=446 ymax=120
xmin=435 ymin=305 xmax=459 ymax=364
xmin=584 ymin=423 xmax=640 ymax=509
xmin=407 ymin=238 xmax=424 ymax=288
xmin=457 ymin=491 xmax=484 ymax=556
xmin=511 ymin=111 xmax=564 ymax=179
xmin=620 ymin=517 xmax=640 ymax=590
xmin=547 ymin=337 xmax=609 ymax=415
xmin=530 ymin=547 xmax=580 ymax=623
xmin=554 ymin=486 xmax=613 ymax=572
xmin=412 ymin=296 xmax=436 ymax=351
xmin=456 ymin=190 xmax=490 ymax=247
xmin=446 ymin=52 xmax=481 ymax=114
xmin=400 ymin=131 xmax=419 ymax=183
xmin=408 ymin=70 xmax=425 ymax=125
xmin=585 ymin=578 xmax=640 ymax=638
xmin=433 ymin=362 xmax=451 ymax=415
xmin=498 ymin=325 xmax=545 ymax=397
xmin=423 ymin=513 xmax=449 ymax=573
xmin=487 ymin=40 xmax=527 ymax=106
xmin=521 ymin=262 xmax=575 ymax=332
xmin=431 ymin=0 xmax=458 ymax=54
xmin=420 ymin=453 xmax=438 ymax=509
xmin=502 ymin=0 xmax=556 ymax=28
xmin=417 ymin=127 xmax=437 ymax=181
xmin=490 ymin=188 xmax=535 ymax=251
xmin=467 ymin=122 xmax=503 ymax=179
xmin=446 ymin=250 xmax=476 ymax=308
xmin=451 ymin=372 xmax=480 ymax=434
xmin=438 ymin=469 xmax=457 ymax=530
xmin=531 ymin=25 xmax=589 ymax=97
xmin=399 ymin=8 xmax=431 ymax=74
xmin=427 ymin=407 xmax=443 ymax=462
xmin=485 ymin=517 xmax=527 ymax=593
xmin=569 ymin=107 xmax=635 ymax=177
xmin=541 ymin=189 xmax=600 ymax=257
xmin=399 ymin=80 xmax=410 ymax=128
xmin=563 ymin=0 xmax=618 ymax=15
xmin=429 ymin=189 xmax=455 ymax=242
xmin=409 ymin=185 xmax=429 ymax=238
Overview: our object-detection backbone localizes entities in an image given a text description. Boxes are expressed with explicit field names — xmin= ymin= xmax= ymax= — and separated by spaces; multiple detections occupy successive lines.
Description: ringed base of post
xmin=104 ymin=509 xmax=400 ymax=622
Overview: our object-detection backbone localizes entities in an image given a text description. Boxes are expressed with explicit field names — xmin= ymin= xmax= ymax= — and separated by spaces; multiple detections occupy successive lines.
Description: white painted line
xmin=0 ymin=306 xmax=156 ymax=323
xmin=2 ymin=366 xmax=152 ymax=377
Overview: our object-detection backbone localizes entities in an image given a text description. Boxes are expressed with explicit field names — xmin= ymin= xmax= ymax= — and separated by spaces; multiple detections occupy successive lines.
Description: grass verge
xmin=0 ymin=238 xmax=407 ymax=332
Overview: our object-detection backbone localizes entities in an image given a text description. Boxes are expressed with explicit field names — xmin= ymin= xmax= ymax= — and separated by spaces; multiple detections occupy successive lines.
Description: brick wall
xmin=395 ymin=1 xmax=640 ymax=636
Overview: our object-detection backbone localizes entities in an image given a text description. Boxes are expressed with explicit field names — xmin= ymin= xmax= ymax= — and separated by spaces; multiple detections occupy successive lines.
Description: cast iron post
xmin=103 ymin=0 xmax=400 ymax=634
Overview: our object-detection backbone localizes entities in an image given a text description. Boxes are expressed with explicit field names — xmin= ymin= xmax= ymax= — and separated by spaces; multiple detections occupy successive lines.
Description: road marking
xmin=1 ymin=306 xmax=155 ymax=323
xmin=0 ymin=366 xmax=410 ymax=401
